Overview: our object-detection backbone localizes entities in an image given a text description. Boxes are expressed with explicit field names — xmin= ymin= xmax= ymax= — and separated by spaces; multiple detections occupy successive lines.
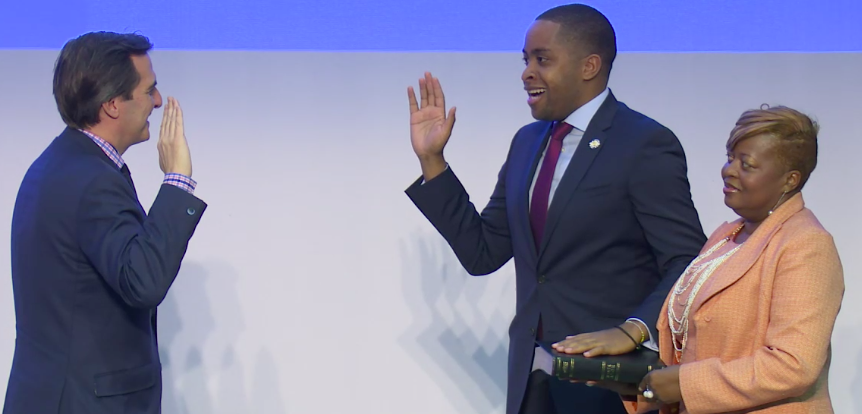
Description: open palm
xmin=408 ymin=72 xmax=456 ymax=158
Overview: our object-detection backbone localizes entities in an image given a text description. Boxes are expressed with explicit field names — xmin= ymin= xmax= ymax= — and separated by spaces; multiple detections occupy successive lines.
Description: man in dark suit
xmin=3 ymin=32 xmax=205 ymax=414
xmin=405 ymin=4 xmax=706 ymax=414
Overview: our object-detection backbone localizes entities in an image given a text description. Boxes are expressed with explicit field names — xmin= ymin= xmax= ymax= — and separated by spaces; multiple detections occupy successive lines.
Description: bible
xmin=536 ymin=341 xmax=664 ymax=384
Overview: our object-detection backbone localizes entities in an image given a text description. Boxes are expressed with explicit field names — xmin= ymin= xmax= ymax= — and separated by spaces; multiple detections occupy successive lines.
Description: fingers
xmin=553 ymin=338 xmax=605 ymax=356
xmin=407 ymin=86 xmax=419 ymax=113
xmin=167 ymin=97 xmax=176 ymax=139
xmin=552 ymin=334 xmax=593 ymax=354
xmin=159 ymin=97 xmax=171 ymax=140
xmin=445 ymin=107 xmax=456 ymax=130
xmin=418 ymin=77 xmax=428 ymax=109
xmin=582 ymin=345 xmax=607 ymax=357
xmin=413 ymin=71 xmax=450 ymax=113
xmin=424 ymin=72 xmax=435 ymax=108
xmin=175 ymin=98 xmax=184 ymax=139
xmin=637 ymin=373 xmax=657 ymax=402
xmin=174 ymin=97 xmax=183 ymax=123
xmin=433 ymin=76 xmax=445 ymax=108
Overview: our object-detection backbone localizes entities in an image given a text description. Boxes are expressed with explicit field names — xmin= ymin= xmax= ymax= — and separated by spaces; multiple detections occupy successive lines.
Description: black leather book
xmin=536 ymin=341 xmax=665 ymax=384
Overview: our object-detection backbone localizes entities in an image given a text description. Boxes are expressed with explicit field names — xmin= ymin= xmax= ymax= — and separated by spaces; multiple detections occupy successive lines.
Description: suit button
xmin=538 ymin=275 xmax=547 ymax=283
xmin=187 ymin=207 xmax=196 ymax=215
xmin=530 ymin=328 xmax=536 ymax=335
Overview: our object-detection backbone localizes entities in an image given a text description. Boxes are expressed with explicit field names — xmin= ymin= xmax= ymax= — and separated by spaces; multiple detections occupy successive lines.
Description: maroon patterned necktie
xmin=529 ymin=121 xmax=574 ymax=250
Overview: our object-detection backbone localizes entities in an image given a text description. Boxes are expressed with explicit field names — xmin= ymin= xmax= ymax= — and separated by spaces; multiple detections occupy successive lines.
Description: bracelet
xmin=625 ymin=319 xmax=647 ymax=344
xmin=614 ymin=326 xmax=641 ymax=350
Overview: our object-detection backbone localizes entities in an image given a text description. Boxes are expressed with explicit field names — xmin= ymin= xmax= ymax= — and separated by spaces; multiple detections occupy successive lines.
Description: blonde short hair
xmin=727 ymin=105 xmax=819 ymax=190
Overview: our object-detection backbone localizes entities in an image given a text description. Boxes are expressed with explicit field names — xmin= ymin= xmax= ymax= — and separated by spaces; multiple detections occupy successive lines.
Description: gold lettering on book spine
xmin=600 ymin=361 xmax=607 ymax=380
xmin=604 ymin=363 xmax=618 ymax=381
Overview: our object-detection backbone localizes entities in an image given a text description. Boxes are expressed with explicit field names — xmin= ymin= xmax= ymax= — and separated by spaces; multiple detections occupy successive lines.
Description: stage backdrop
xmin=1 ymin=1 xmax=860 ymax=413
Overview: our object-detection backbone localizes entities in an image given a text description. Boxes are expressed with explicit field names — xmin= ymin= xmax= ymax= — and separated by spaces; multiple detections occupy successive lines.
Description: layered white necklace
xmin=668 ymin=224 xmax=745 ymax=362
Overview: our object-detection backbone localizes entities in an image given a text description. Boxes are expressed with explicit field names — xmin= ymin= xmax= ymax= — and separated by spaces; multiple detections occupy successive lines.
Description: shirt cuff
xmin=420 ymin=163 xmax=449 ymax=185
xmin=163 ymin=173 xmax=197 ymax=194
xmin=626 ymin=318 xmax=657 ymax=352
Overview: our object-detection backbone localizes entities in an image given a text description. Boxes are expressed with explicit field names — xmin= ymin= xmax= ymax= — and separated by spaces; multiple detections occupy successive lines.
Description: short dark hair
xmin=52 ymin=31 xmax=153 ymax=129
xmin=537 ymin=4 xmax=617 ymax=76
xmin=727 ymin=105 xmax=819 ymax=191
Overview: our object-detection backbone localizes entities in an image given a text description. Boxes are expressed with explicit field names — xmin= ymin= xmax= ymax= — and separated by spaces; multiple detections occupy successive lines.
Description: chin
xmin=529 ymin=107 xmax=554 ymax=122
xmin=723 ymin=194 xmax=737 ymax=209
xmin=132 ymin=133 xmax=150 ymax=146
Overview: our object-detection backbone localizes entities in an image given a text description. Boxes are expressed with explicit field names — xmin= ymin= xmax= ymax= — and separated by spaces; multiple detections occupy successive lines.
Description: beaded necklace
xmin=668 ymin=224 xmax=745 ymax=362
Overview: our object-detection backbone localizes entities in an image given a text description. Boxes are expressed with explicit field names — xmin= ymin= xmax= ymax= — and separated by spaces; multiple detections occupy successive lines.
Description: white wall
xmin=0 ymin=50 xmax=859 ymax=413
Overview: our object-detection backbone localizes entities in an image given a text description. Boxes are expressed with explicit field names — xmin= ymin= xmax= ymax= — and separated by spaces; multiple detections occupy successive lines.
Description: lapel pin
xmin=589 ymin=139 xmax=601 ymax=149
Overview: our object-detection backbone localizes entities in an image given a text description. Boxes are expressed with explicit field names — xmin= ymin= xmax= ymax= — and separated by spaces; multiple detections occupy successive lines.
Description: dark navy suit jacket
xmin=406 ymin=92 xmax=706 ymax=414
xmin=3 ymin=128 xmax=206 ymax=414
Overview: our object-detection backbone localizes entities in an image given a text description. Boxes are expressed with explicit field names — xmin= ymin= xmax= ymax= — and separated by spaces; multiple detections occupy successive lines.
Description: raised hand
xmin=157 ymin=97 xmax=192 ymax=177
xmin=408 ymin=72 xmax=455 ymax=180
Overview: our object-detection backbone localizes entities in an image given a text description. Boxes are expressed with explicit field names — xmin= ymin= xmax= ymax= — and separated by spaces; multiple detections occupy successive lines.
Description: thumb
xmin=446 ymin=107 xmax=457 ymax=130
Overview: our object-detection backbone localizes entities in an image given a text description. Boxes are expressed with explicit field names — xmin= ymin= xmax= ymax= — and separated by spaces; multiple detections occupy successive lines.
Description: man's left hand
xmin=552 ymin=324 xmax=642 ymax=357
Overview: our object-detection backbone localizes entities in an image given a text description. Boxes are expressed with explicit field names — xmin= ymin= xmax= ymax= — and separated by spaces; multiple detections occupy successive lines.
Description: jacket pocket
xmin=93 ymin=362 xmax=158 ymax=397
xmin=575 ymin=183 xmax=620 ymax=197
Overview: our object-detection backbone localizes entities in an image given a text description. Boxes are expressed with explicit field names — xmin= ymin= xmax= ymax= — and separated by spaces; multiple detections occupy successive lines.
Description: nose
xmin=153 ymin=88 xmax=163 ymax=109
xmin=521 ymin=63 xmax=534 ymax=83
xmin=722 ymin=160 xmax=737 ymax=179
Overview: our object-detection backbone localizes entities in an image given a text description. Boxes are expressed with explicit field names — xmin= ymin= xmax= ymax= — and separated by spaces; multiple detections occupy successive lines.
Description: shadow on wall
xmin=825 ymin=320 xmax=862 ymax=414
xmin=157 ymin=261 xmax=288 ymax=414
xmin=852 ymin=325 xmax=862 ymax=414
xmin=398 ymin=232 xmax=515 ymax=414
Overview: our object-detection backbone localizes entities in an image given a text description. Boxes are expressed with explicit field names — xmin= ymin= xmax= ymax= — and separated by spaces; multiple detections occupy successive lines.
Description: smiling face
xmin=116 ymin=54 xmax=163 ymax=147
xmin=722 ymin=134 xmax=800 ymax=223
xmin=521 ymin=20 xmax=593 ymax=121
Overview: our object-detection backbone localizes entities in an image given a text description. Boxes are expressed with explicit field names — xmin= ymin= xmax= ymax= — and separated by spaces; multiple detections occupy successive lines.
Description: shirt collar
xmin=79 ymin=129 xmax=125 ymax=169
xmin=561 ymin=87 xmax=610 ymax=132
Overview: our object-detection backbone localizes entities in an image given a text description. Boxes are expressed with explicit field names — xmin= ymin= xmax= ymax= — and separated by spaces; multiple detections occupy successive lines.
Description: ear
xmin=101 ymin=98 xmax=121 ymax=120
xmin=582 ymin=54 xmax=602 ymax=81
xmin=782 ymin=170 xmax=802 ymax=193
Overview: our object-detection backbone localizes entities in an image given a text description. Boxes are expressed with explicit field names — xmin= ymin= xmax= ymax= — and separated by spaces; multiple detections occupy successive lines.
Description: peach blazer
xmin=628 ymin=192 xmax=844 ymax=414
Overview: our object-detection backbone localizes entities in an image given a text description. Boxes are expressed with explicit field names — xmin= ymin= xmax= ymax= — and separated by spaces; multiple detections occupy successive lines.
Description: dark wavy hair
xmin=52 ymin=31 xmax=153 ymax=129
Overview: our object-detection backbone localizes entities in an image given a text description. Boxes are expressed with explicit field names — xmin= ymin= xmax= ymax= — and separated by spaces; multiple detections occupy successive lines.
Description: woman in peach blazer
xmin=629 ymin=106 xmax=845 ymax=413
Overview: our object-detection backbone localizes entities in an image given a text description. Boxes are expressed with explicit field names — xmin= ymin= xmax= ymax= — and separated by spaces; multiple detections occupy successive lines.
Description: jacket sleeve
xmin=77 ymin=173 xmax=207 ymax=309
xmin=405 ymin=160 xmax=513 ymax=276
xmin=678 ymin=229 xmax=844 ymax=413
xmin=627 ymin=126 xmax=707 ymax=340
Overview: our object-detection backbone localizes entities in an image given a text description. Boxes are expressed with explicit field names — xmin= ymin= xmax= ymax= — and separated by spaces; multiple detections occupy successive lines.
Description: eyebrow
xmin=523 ymin=48 xmax=552 ymax=55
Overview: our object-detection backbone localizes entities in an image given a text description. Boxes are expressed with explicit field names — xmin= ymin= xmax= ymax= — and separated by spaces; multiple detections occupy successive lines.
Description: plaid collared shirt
xmin=80 ymin=130 xmax=197 ymax=194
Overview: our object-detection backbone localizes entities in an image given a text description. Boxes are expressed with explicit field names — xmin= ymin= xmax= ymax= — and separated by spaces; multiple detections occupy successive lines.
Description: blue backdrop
xmin=2 ymin=0 xmax=860 ymax=51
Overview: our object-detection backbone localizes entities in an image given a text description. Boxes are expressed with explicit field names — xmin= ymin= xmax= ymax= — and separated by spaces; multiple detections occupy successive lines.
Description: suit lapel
xmin=691 ymin=194 xmax=805 ymax=312
xmin=121 ymin=164 xmax=139 ymax=199
xmin=517 ymin=122 xmax=553 ymax=256
xmin=538 ymin=93 xmax=618 ymax=259
xmin=63 ymin=128 xmax=145 ymax=214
